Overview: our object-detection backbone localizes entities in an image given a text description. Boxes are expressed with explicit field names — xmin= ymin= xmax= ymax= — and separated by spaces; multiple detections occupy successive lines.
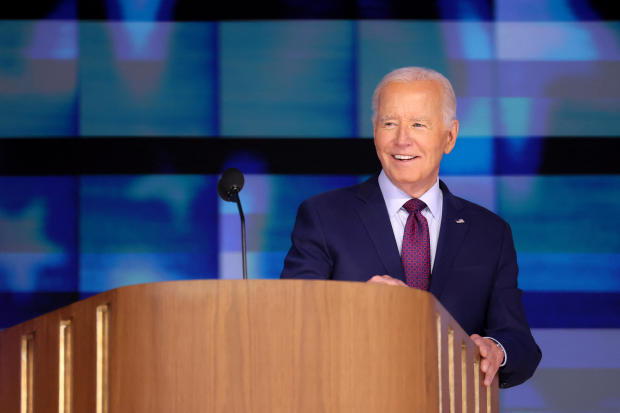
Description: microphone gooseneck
xmin=217 ymin=168 xmax=248 ymax=280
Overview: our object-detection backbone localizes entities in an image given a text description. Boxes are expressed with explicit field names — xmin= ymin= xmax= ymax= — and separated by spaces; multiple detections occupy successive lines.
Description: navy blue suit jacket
xmin=281 ymin=176 xmax=541 ymax=388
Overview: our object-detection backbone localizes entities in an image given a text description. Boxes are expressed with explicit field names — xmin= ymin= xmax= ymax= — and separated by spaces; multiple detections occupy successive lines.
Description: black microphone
xmin=217 ymin=168 xmax=247 ymax=280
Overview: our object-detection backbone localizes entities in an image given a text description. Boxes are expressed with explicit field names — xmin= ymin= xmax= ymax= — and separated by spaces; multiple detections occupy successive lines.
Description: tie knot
xmin=403 ymin=198 xmax=427 ymax=214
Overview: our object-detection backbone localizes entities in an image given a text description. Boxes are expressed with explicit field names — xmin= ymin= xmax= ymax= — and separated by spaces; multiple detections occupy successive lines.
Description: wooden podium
xmin=0 ymin=280 xmax=498 ymax=412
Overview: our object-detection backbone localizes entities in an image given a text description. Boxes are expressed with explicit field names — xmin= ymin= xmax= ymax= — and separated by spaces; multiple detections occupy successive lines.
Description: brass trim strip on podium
xmin=448 ymin=327 xmax=455 ymax=413
xmin=436 ymin=313 xmax=443 ymax=413
xmin=487 ymin=382 xmax=491 ymax=413
xmin=96 ymin=305 xmax=109 ymax=413
xmin=461 ymin=343 xmax=467 ymax=413
xmin=59 ymin=320 xmax=72 ymax=413
xmin=474 ymin=356 xmax=480 ymax=413
xmin=20 ymin=333 xmax=34 ymax=413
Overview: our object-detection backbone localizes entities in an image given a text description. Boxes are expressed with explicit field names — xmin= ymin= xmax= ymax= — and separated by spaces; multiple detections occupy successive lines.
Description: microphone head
xmin=218 ymin=168 xmax=245 ymax=202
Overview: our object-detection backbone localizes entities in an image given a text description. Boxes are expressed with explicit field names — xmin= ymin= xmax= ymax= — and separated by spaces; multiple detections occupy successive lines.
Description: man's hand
xmin=367 ymin=275 xmax=408 ymax=286
xmin=470 ymin=334 xmax=504 ymax=386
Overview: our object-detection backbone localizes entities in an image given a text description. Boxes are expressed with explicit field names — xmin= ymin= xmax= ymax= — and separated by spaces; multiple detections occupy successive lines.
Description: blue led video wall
xmin=3 ymin=19 xmax=620 ymax=138
xmin=1 ymin=0 xmax=619 ymax=411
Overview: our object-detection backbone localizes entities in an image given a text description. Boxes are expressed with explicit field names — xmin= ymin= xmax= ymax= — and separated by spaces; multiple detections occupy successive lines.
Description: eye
xmin=412 ymin=122 xmax=425 ymax=128
xmin=383 ymin=121 xmax=396 ymax=128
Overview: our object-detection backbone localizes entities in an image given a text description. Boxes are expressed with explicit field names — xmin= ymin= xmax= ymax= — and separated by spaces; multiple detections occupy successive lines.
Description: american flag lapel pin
xmin=455 ymin=218 xmax=465 ymax=224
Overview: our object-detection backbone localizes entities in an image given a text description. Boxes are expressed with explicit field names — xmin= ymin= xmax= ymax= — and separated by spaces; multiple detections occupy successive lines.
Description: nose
xmin=395 ymin=124 xmax=411 ymax=146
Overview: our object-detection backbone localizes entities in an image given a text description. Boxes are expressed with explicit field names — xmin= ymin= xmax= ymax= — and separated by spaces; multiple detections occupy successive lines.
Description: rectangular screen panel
xmin=79 ymin=175 xmax=219 ymax=292
xmin=0 ymin=177 xmax=77 ymax=292
xmin=0 ymin=21 xmax=78 ymax=137
xmin=79 ymin=22 xmax=218 ymax=136
xmin=219 ymin=21 xmax=356 ymax=138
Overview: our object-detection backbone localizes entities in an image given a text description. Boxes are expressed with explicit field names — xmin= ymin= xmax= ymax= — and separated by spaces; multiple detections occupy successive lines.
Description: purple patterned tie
xmin=401 ymin=199 xmax=431 ymax=290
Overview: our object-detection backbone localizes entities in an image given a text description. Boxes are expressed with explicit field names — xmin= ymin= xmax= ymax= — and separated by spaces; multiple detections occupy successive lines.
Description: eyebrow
xmin=379 ymin=115 xmax=432 ymax=124
xmin=412 ymin=117 xmax=432 ymax=125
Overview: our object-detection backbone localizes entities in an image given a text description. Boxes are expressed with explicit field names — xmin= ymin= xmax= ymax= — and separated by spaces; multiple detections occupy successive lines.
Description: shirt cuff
xmin=484 ymin=336 xmax=507 ymax=367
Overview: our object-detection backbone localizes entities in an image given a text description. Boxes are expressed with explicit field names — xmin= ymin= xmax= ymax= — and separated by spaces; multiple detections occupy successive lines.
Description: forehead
xmin=377 ymin=80 xmax=443 ymax=115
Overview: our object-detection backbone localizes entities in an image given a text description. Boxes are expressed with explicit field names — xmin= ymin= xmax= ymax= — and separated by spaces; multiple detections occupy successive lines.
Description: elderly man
xmin=281 ymin=66 xmax=541 ymax=388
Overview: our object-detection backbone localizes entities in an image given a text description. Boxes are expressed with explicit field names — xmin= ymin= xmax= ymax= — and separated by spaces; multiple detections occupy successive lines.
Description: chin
xmin=389 ymin=172 xmax=421 ymax=185
xmin=392 ymin=173 xmax=435 ymax=193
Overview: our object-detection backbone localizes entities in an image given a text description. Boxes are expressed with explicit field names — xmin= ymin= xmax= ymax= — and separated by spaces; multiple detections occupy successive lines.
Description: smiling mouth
xmin=393 ymin=154 xmax=418 ymax=160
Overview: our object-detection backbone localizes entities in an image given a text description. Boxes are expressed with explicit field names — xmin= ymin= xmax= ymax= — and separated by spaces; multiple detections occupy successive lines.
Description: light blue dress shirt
xmin=378 ymin=170 xmax=443 ymax=271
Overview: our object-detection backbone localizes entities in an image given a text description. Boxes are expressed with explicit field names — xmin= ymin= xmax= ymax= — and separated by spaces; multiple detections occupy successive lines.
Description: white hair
xmin=371 ymin=66 xmax=457 ymax=127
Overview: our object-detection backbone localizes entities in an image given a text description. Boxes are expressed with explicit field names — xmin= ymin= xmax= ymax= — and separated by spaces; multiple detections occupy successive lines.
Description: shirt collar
xmin=378 ymin=170 xmax=441 ymax=218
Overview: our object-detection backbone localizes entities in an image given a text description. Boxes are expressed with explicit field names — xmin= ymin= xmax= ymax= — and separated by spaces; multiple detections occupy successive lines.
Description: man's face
xmin=373 ymin=80 xmax=458 ymax=197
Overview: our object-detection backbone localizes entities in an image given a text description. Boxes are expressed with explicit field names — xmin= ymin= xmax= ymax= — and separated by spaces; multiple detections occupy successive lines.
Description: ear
xmin=372 ymin=117 xmax=378 ymax=142
xmin=443 ymin=119 xmax=459 ymax=155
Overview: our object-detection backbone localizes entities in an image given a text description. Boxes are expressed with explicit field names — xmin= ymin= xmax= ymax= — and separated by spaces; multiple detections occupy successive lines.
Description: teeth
xmin=394 ymin=155 xmax=414 ymax=160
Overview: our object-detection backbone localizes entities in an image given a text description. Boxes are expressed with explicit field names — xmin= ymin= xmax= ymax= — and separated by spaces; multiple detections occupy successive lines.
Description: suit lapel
xmin=354 ymin=177 xmax=405 ymax=281
xmin=430 ymin=180 xmax=469 ymax=298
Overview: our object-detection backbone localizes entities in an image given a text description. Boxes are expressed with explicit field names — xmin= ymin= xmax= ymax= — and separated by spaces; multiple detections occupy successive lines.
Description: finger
xmin=480 ymin=358 xmax=488 ymax=373
xmin=480 ymin=338 xmax=502 ymax=365
xmin=484 ymin=362 xmax=499 ymax=386
xmin=367 ymin=275 xmax=387 ymax=283
xmin=368 ymin=276 xmax=391 ymax=285
xmin=469 ymin=334 xmax=484 ymax=349
xmin=482 ymin=348 xmax=502 ymax=386
xmin=368 ymin=275 xmax=407 ymax=287
xmin=480 ymin=344 xmax=488 ymax=357
xmin=473 ymin=338 xmax=489 ymax=358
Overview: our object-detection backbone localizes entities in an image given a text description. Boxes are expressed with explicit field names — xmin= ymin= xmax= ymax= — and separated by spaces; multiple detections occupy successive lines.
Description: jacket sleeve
xmin=280 ymin=200 xmax=333 ymax=279
xmin=485 ymin=222 xmax=542 ymax=388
